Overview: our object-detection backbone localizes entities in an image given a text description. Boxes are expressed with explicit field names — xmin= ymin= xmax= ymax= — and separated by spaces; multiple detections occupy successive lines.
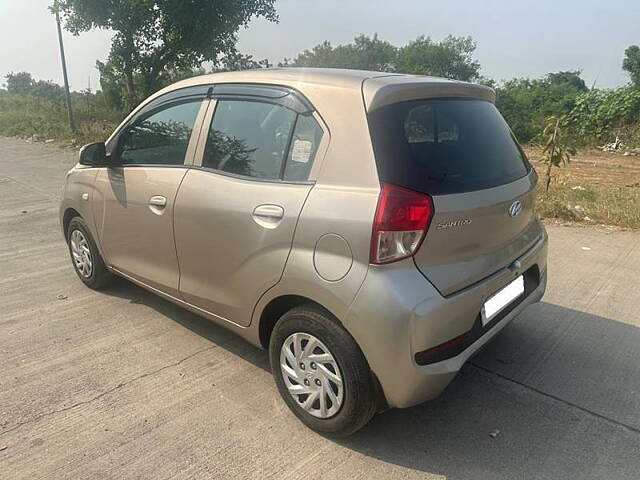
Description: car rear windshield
xmin=367 ymin=98 xmax=530 ymax=195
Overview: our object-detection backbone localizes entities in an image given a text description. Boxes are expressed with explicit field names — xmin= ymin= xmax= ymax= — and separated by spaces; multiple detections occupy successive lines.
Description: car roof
xmin=162 ymin=68 xmax=496 ymax=109
xmin=170 ymin=68 xmax=399 ymax=89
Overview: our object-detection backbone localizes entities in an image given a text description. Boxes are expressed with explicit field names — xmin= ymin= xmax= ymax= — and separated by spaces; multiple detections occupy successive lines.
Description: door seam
xmin=172 ymin=168 xmax=191 ymax=300
xmin=173 ymin=98 xmax=211 ymax=298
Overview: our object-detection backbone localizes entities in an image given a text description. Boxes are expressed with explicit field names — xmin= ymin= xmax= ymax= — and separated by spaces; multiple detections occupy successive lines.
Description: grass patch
xmin=537 ymin=174 xmax=640 ymax=229
xmin=0 ymin=93 xmax=122 ymax=146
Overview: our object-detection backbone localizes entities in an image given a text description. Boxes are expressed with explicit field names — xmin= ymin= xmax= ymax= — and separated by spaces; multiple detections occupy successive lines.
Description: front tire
xmin=66 ymin=216 xmax=113 ymax=289
xmin=269 ymin=304 xmax=377 ymax=437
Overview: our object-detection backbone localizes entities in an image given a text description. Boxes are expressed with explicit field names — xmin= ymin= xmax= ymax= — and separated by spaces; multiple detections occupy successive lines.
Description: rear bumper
xmin=344 ymin=231 xmax=548 ymax=409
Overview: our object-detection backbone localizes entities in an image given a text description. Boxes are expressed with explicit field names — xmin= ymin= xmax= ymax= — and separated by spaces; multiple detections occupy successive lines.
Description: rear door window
xmin=283 ymin=114 xmax=324 ymax=181
xmin=368 ymin=99 xmax=530 ymax=194
xmin=203 ymin=100 xmax=296 ymax=180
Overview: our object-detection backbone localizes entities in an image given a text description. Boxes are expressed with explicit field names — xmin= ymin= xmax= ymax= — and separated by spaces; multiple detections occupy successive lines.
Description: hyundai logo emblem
xmin=508 ymin=201 xmax=523 ymax=217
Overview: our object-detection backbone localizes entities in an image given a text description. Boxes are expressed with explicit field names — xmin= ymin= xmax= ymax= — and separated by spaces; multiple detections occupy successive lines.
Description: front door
xmin=174 ymin=93 xmax=326 ymax=326
xmin=94 ymin=97 xmax=206 ymax=295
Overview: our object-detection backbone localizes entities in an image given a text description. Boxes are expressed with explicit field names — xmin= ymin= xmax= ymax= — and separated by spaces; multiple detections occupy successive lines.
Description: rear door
xmin=174 ymin=86 xmax=326 ymax=326
xmin=368 ymin=98 xmax=543 ymax=296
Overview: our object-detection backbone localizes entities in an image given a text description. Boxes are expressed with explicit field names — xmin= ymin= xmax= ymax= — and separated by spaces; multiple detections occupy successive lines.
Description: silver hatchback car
xmin=60 ymin=68 xmax=547 ymax=436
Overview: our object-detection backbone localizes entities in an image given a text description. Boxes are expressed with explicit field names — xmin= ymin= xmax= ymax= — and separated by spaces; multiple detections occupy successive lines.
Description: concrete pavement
xmin=1 ymin=136 xmax=639 ymax=479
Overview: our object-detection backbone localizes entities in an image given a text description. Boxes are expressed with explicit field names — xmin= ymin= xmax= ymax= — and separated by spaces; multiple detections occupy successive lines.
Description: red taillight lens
xmin=370 ymin=183 xmax=434 ymax=264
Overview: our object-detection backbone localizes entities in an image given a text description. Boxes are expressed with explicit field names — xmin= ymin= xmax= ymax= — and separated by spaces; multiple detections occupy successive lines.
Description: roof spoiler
xmin=363 ymin=77 xmax=496 ymax=112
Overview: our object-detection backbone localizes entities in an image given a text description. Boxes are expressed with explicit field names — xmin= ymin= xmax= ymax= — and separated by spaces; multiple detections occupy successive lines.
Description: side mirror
xmin=79 ymin=142 xmax=107 ymax=167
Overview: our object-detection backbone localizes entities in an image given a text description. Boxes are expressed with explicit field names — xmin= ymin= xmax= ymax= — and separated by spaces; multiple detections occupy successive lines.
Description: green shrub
xmin=563 ymin=87 xmax=640 ymax=145
xmin=496 ymin=71 xmax=587 ymax=143
xmin=0 ymin=89 xmax=123 ymax=145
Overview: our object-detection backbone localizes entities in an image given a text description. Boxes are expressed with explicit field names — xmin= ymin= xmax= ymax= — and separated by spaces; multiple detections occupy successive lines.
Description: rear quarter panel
xmin=254 ymin=184 xmax=380 ymax=323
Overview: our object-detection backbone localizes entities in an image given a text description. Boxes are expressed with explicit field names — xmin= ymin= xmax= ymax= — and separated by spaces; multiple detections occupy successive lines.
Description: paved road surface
xmin=1 ymin=136 xmax=639 ymax=479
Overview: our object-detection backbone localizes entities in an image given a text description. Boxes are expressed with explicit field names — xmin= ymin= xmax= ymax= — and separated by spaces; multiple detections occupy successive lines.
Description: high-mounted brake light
xmin=370 ymin=183 xmax=434 ymax=264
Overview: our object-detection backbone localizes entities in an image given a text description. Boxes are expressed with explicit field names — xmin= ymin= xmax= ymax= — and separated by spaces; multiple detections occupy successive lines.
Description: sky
xmin=0 ymin=0 xmax=638 ymax=92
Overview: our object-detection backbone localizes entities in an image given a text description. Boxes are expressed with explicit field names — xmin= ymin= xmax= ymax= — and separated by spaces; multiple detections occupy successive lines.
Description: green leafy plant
xmin=541 ymin=116 xmax=576 ymax=195
xmin=495 ymin=71 xmax=587 ymax=143
xmin=563 ymin=87 xmax=640 ymax=144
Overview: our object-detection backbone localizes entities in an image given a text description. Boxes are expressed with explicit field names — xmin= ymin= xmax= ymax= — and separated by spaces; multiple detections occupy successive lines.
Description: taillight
xmin=370 ymin=183 xmax=434 ymax=264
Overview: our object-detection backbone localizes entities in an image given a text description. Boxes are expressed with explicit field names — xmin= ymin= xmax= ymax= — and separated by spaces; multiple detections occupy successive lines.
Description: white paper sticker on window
xmin=291 ymin=139 xmax=313 ymax=163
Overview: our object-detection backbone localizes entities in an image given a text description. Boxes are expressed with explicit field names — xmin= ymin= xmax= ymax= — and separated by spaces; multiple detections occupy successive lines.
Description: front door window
xmin=119 ymin=100 xmax=202 ymax=165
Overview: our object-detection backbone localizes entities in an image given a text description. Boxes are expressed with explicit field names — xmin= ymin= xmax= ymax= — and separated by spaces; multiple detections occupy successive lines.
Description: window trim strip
xmin=189 ymin=164 xmax=316 ymax=186
xmin=278 ymin=114 xmax=299 ymax=180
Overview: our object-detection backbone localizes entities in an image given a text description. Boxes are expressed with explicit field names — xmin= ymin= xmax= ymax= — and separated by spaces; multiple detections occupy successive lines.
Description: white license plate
xmin=481 ymin=275 xmax=524 ymax=326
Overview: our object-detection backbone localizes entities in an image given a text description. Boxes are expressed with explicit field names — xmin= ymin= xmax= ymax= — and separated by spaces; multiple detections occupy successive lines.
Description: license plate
xmin=481 ymin=275 xmax=524 ymax=326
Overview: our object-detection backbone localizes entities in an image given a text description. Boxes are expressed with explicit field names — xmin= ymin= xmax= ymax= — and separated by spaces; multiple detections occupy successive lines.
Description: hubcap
xmin=279 ymin=332 xmax=344 ymax=419
xmin=70 ymin=229 xmax=93 ymax=278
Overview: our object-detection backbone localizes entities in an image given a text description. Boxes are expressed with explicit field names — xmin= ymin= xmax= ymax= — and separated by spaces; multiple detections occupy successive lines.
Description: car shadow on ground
xmin=104 ymin=279 xmax=272 ymax=372
xmin=338 ymin=301 xmax=640 ymax=479
xmin=104 ymin=281 xmax=640 ymax=479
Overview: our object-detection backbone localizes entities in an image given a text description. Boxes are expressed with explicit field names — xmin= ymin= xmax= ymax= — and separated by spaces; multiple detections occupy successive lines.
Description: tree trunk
xmin=122 ymin=34 xmax=138 ymax=111
xmin=124 ymin=66 xmax=136 ymax=111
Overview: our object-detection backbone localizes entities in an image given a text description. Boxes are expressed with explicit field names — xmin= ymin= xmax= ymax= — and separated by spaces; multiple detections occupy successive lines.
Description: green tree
xmin=5 ymin=72 xmax=64 ymax=102
xmin=623 ymin=45 xmax=640 ymax=86
xmin=283 ymin=33 xmax=480 ymax=80
xmin=5 ymin=72 xmax=35 ymax=94
xmin=496 ymin=71 xmax=588 ymax=142
xmin=217 ymin=52 xmax=272 ymax=71
xmin=55 ymin=0 xmax=278 ymax=110
xmin=96 ymin=60 xmax=126 ymax=110
xmin=395 ymin=35 xmax=480 ymax=81
xmin=283 ymin=34 xmax=396 ymax=72
xmin=547 ymin=71 xmax=588 ymax=92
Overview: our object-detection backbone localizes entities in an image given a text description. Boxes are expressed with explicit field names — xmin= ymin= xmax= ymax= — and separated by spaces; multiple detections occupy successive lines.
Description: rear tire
xmin=66 ymin=216 xmax=113 ymax=290
xmin=269 ymin=304 xmax=376 ymax=437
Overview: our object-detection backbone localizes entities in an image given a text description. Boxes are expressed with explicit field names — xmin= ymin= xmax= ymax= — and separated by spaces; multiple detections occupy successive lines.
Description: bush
xmin=0 ymin=89 xmax=123 ymax=145
xmin=495 ymin=71 xmax=587 ymax=143
xmin=563 ymin=87 xmax=640 ymax=145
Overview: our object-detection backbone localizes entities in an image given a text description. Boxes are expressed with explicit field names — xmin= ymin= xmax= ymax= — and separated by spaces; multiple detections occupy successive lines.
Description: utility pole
xmin=55 ymin=7 xmax=76 ymax=134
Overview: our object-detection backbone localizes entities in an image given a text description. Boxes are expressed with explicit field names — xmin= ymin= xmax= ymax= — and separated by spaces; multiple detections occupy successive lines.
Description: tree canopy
xmin=5 ymin=72 xmax=35 ymax=95
xmin=55 ymin=0 xmax=278 ymax=109
xmin=282 ymin=34 xmax=396 ymax=72
xmin=5 ymin=72 xmax=64 ymax=100
xmin=395 ymin=35 xmax=480 ymax=81
xmin=282 ymin=34 xmax=481 ymax=81
xmin=623 ymin=45 xmax=640 ymax=86
xmin=495 ymin=71 xmax=589 ymax=142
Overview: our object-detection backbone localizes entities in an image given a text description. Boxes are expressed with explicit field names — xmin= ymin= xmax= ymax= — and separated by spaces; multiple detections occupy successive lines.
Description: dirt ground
xmin=525 ymin=147 xmax=640 ymax=188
